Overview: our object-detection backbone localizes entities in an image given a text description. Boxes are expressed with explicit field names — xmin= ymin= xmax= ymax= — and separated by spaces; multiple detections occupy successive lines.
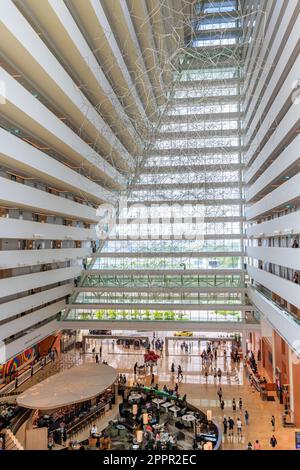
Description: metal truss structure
xmin=62 ymin=0 xmax=261 ymax=330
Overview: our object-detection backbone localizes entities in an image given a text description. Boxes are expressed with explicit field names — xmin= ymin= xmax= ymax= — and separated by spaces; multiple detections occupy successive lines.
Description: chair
xmin=110 ymin=427 xmax=119 ymax=438
xmin=175 ymin=421 xmax=184 ymax=430
xmin=175 ymin=431 xmax=185 ymax=441
xmin=119 ymin=428 xmax=128 ymax=439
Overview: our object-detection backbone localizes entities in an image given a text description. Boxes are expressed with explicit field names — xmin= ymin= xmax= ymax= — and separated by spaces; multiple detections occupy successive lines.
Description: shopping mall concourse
xmin=0 ymin=0 xmax=300 ymax=454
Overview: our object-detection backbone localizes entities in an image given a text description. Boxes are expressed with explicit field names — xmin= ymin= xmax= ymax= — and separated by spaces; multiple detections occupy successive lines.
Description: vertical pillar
xmin=241 ymin=331 xmax=247 ymax=356
xmin=114 ymin=381 xmax=119 ymax=405
xmin=166 ymin=338 xmax=169 ymax=356
xmin=271 ymin=330 xmax=276 ymax=382
xmin=288 ymin=348 xmax=295 ymax=423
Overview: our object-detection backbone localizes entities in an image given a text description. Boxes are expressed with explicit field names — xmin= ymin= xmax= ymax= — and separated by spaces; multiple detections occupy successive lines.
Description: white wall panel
xmin=248 ymin=286 xmax=300 ymax=353
xmin=0 ymin=129 xmax=117 ymax=205
xmin=248 ymin=265 xmax=300 ymax=308
xmin=0 ymin=218 xmax=97 ymax=241
xmin=2 ymin=320 xmax=60 ymax=363
xmin=0 ymin=284 xmax=73 ymax=323
xmin=246 ymin=212 xmax=300 ymax=238
xmin=246 ymin=173 xmax=300 ymax=220
xmin=0 ymin=266 xmax=80 ymax=299
xmin=0 ymin=67 xmax=126 ymax=188
xmin=0 ymin=248 xmax=91 ymax=269
xmin=0 ymin=300 xmax=65 ymax=342
xmin=247 ymin=246 xmax=300 ymax=271
xmin=0 ymin=177 xmax=99 ymax=222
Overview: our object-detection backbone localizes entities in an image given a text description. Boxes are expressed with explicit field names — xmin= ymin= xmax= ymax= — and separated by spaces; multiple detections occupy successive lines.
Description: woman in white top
xmin=91 ymin=424 xmax=98 ymax=436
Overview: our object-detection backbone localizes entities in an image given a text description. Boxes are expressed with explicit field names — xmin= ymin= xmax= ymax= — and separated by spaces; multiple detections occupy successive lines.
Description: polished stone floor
xmin=83 ymin=336 xmax=295 ymax=451
xmin=14 ymin=335 xmax=296 ymax=450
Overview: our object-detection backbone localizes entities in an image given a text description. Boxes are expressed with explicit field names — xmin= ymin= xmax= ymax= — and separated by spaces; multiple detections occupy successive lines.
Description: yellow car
xmin=174 ymin=331 xmax=193 ymax=337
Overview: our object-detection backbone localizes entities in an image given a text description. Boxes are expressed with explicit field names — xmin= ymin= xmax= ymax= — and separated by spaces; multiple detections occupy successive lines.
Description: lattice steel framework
xmin=63 ymin=0 xmax=259 ymax=326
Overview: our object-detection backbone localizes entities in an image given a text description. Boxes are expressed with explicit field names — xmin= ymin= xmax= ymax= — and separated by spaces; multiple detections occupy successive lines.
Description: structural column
xmin=241 ymin=331 xmax=247 ymax=356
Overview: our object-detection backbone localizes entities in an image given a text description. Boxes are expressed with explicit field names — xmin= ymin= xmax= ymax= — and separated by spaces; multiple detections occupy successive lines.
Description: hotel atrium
xmin=0 ymin=0 xmax=300 ymax=453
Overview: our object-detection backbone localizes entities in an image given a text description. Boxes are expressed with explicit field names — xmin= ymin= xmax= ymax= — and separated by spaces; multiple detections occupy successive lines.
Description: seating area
xmin=81 ymin=386 xmax=220 ymax=451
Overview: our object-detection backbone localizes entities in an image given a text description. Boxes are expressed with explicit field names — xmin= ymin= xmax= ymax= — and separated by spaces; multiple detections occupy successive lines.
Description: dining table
xmin=128 ymin=393 xmax=142 ymax=403
xmin=152 ymin=398 xmax=166 ymax=407
xmin=169 ymin=405 xmax=181 ymax=417
xmin=160 ymin=402 xmax=173 ymax=410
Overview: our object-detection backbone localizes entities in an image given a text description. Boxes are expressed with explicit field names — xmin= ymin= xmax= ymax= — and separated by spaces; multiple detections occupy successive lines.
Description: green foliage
xmin=215 ymin=310 xmax=239 ymax=316
xmin=154 ymin=310 xmax=163 ymax=320
xmin=96 ymin=310 xmax=105 ymax=319
xmin=131 ymin=310 xmax=140 ymax=320
xmin=80 ymin=312 xmax=91 ymax=320
xmin=143 ymin=310 xmax=151 ymax=320
xmin=164 ymin=311 xmax=175 ymax=321
xmin=108 ymin=309 xmax=117 ymax=320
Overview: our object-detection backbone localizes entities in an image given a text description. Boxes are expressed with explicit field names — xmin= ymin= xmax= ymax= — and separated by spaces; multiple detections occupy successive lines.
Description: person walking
xmin=239 ymin=397 xmax=243 ymax=410
xmin=232 ymin=398 xmax=236 ymax=412
xmin=247 ymin=442 xmax=253 ymax=450
xmin=99 ymin=344 xmax=102 ymax=358
xmin=271 ymin=415 xmax=275 ymax=431
xmin=236 ymin=417 xmax=242 ymax=438
xmin=244 ymin=410 xmax=249 ymax=425
xmin=95 ymin=354 xmax=99 ymax=364
xmin=177 ymin=365 xmax=183 ymax=382
xmin=151 ymin=373 xmax=155 ymax=386
xmin=254 ymin=440 xmax=261 ymax=450
xmin=217 ymin=386 xmax=222 ymax=402
xmin=171 ymin=362 xmax=175 ymax=373
xmin=270 ymin=435 xmax=277 ymax=449
xmin=220 ymin=399 xmax=225 ymax=411
xmin=134 ymin=362 xmax=138 ymax=375
xmin=228 ymin=417 xmax=235 ymax=437
xmin=223 ymin=417 xmax=228 ymax=436
xmin=217 ymin=368 xmax=222 ymax=382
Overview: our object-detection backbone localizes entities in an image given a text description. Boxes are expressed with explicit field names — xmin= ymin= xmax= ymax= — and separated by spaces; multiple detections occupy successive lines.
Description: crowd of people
xmin=85 ymin=335 xmax=283 ymax=450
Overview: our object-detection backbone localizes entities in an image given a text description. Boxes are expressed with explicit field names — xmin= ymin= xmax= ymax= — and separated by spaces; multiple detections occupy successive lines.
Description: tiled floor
xmin=13 ymin=339 xmax=296 ymax=450
xmin=83 ymin=339 xmax=296 ymax=451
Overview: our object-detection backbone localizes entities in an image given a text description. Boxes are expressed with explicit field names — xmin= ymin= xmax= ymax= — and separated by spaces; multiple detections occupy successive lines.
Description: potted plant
xmin=165 ymin=311 xmax=175 ymax=321
xmin=131 ymin=309 xmax=140 ymax=320
xmin=80 ymin=312 xmax=91 ymax=320
xmin=121 ymin=310 xmax=128 ymax=320
xmin=143 ymin=309 xmax=151 ymax=321
xmin=154 ymin=310 xmax=163 ymax=321
xmin=96 ymin=310 xmax=104 ymax=320
xmin=108 ymin=309 xmax=117 ymax=320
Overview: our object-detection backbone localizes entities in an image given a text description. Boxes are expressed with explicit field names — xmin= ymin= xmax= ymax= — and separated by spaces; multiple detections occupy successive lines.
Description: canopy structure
xmin=17 ymin=363 xmax=117 ymax=410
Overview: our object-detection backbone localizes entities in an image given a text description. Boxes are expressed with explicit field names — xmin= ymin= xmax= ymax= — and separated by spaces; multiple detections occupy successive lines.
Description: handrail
xmin=253 ymin=286 xmax=300 ymax=327
xmin=9 ymin=408 xmax=32 ymax=435
xmin=0 ymin=353 xmax=53 ymax=397
xmin=4 ymin=429 xmax=24 ymax=451
xmin=67 ymin=399 xmax=111 ymax=435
